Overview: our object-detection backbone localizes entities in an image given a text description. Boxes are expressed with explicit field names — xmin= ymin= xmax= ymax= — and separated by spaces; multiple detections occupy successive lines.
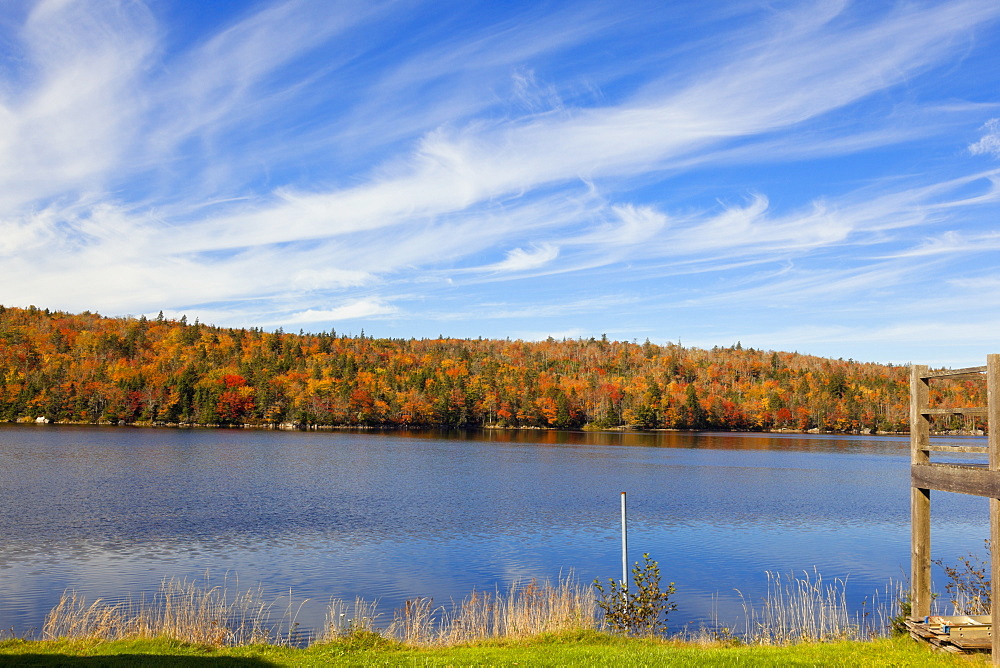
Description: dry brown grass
xmin=383 ymin=572 xmax=596 ymax=646
xmin=43 ymin=591 xmax=134 ymax=641
xmin=42 ymin=568 xmax=909 ymax=649
xmin=43 ymin=576 xmax=305 ymax=646
xmin=321 ymin=596 xmax=382 ymax=640
xmin=737 ymin=570 xmax=904 ymax=645
xmin=317 ymin=572 xmax=596 ymax=646
xmin=43 ymin=573 xmax=594 ymax=649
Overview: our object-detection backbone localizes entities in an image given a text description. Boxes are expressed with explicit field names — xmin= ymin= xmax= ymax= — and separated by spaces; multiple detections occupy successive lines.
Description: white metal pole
xmin=621 ymin=491 xmax=628 ymax=590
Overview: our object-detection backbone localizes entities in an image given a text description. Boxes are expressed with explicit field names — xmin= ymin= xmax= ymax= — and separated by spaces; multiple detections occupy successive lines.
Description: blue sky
xmin=2 ymin=0 xmax=1000 ymax=367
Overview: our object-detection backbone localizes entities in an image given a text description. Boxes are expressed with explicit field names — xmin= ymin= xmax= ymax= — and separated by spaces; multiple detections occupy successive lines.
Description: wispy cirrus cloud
xmin=489 ymin=244 xmax=560 ymax=273
xmin=0 ymin=0 xmax=999 ymax=366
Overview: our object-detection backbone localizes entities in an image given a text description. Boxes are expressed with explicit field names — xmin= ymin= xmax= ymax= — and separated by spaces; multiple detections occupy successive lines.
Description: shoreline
xmin=9 ymin=417 xmax=981 ymax=437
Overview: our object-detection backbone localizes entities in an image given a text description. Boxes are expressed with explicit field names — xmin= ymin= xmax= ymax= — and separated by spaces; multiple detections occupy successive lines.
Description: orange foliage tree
xmin=0 ymin=304 xmax=963 ymax=434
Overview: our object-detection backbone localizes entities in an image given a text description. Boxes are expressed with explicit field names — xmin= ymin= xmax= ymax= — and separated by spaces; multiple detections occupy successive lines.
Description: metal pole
xmin=621 ymin=491 xmax=628 ymax=590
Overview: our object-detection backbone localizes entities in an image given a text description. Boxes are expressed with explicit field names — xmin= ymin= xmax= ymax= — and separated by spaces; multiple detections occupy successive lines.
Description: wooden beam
xmin=922 ymin=366 xmax=987 ymax=380
xmin=924 ymin=445 xmax=988 ymax=454
xmin=912 ymin=463 xmax=1000 ymax=497
xmin=921 ymin=407 xmax=988 ymax=416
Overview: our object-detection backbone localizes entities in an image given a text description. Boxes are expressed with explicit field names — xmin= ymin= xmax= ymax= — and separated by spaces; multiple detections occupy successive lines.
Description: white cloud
xmin=289 ymin=268 xmax=372 ymax=290
xmin=970 ymin=118 xmax=1000 ymax=158
xmin=570 ymin=204 xmax=668 ymax=248
xmin=898 ymin=230 xmax=1000 ymax=257
xmin=0 ymin=1 xmax=153 ymax=211
xmin=490 ymin=244 xmax=559 ymax=272
xmin=283 ymin=300 xmax=398 ymax=324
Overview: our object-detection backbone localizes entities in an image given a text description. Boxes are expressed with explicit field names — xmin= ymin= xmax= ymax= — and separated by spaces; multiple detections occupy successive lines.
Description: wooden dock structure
xmin=908 ymin=615 xmax=992 ymax=654
xmin=910 ymin=355 xmax=999 ymax=661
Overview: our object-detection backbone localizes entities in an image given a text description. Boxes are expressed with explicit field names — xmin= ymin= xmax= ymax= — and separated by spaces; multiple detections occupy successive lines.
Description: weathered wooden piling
xmin=910 ymin=354 xmax=1000 ymax=662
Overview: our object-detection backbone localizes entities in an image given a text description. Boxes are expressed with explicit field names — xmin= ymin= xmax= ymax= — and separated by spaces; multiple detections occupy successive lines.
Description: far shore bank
xmin=9 ymin=416 xmax=982 ymax=437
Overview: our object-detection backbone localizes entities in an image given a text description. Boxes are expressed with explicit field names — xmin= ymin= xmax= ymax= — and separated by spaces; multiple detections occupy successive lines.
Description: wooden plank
xmin=951 ymin=637 xmax=993 ymax=650
xmin=912 ymin=463 xmax=1000 ymax=498
xmin=927 ymin=372 xmax=988 ymax=382
xmin=923 ymin=366 xmax=987 ymax=380
xmin=922 ymin=407 xmax=988 ymax=416
xmin=924 ymin=445 xmax=989 ymax=454
xmin=938 ymin=643 xmax=966 ymax=655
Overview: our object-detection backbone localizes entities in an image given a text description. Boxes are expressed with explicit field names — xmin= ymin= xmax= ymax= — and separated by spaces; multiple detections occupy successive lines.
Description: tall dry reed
xmin=738 ymin=569 xmax=904 ymax=644
xmin=433 ymin=574 xmax=595 ymax=645
xmin=322 ymin=572 xmax=596 ymax=646
xmin=43 ymin=591 xmax=134 ymax=641
xmin=42 ymin=568 xmax=914 ymax=648
xmin=43 ymin=576 xmax=305 ymax=646
xmin=321 ymin=597 xmax=381 ymax=640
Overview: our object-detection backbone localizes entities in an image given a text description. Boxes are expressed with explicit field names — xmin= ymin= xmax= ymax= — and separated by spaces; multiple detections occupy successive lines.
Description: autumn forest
xmin=0 ymin=305 xmax=983 ymax=433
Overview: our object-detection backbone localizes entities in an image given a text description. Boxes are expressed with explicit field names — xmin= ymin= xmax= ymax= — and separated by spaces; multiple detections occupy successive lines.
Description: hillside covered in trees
xmin=0 ymin=305 xmax=984 ymax=433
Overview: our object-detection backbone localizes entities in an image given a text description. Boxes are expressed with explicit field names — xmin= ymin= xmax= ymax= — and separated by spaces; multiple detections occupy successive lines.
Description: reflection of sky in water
xmin=0 ymin=425 xmax=989 ymax=636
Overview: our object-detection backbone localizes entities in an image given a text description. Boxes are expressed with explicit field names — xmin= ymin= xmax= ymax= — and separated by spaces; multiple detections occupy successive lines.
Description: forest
xmin=0 ymin=305 xmax=984 ymax=433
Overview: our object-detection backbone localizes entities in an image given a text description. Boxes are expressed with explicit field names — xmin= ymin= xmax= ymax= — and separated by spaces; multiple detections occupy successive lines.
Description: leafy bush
xmin=934 ymin=539 xmax=991 ymax=615
xmin=593 ymin=553 xmax=676 ymax=636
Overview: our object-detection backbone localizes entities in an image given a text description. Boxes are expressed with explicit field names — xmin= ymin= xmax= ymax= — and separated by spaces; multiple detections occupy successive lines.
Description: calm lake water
xmin=0 ymin=425 xmax=989 ymax=638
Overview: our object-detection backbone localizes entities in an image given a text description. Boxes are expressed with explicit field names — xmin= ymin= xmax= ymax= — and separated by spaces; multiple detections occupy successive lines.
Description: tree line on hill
xmin=0 ymin=305 xmax=984 ymax=433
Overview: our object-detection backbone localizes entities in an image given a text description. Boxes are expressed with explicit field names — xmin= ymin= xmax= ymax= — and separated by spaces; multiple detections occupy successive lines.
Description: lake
xmin=0 ymin=425 xmax=988 ymax=638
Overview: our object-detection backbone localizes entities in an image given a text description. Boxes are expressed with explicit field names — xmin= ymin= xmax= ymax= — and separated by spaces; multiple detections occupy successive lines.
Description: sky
xmin=2 ymin=0 xmax=1000 ymax=367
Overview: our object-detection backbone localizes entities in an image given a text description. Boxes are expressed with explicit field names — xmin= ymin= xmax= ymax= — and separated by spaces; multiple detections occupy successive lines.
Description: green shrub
xmin=593 ymin=553 xmax=676 ymax=636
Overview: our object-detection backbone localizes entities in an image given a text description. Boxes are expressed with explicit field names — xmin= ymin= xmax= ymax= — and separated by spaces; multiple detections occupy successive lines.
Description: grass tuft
xmin=384 ymin=572 xmax=596 ymax=645
xmin=42 ymin=575 xmax=305 ymax=647
xmin=737 ymin=569 xmax=905 ymax=645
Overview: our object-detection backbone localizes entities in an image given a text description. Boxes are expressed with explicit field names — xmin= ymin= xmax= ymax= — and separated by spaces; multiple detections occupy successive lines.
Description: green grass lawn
xmin=0 ymin=631 xmax=987 ymax=667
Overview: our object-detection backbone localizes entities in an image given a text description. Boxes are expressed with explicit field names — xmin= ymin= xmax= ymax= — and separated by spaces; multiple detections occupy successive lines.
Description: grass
xmin=381 ymin=573 xmax=596 ymax=645
xmin=4 ymin=569 xmax=984 ymax=666
xmin=42 ymin=575 xmax=307 ymax=647
xmin=0 ymin=632 xmax=985 ymax=666
xmin=40 ymin=573 xmax=597 ymax=649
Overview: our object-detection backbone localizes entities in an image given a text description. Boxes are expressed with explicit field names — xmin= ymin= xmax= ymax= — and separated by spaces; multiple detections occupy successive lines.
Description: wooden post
xmin=911 ymin=364 xmax=932 ymax=621
xmin=988 ymin=355 xmax=1000 ymax=664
